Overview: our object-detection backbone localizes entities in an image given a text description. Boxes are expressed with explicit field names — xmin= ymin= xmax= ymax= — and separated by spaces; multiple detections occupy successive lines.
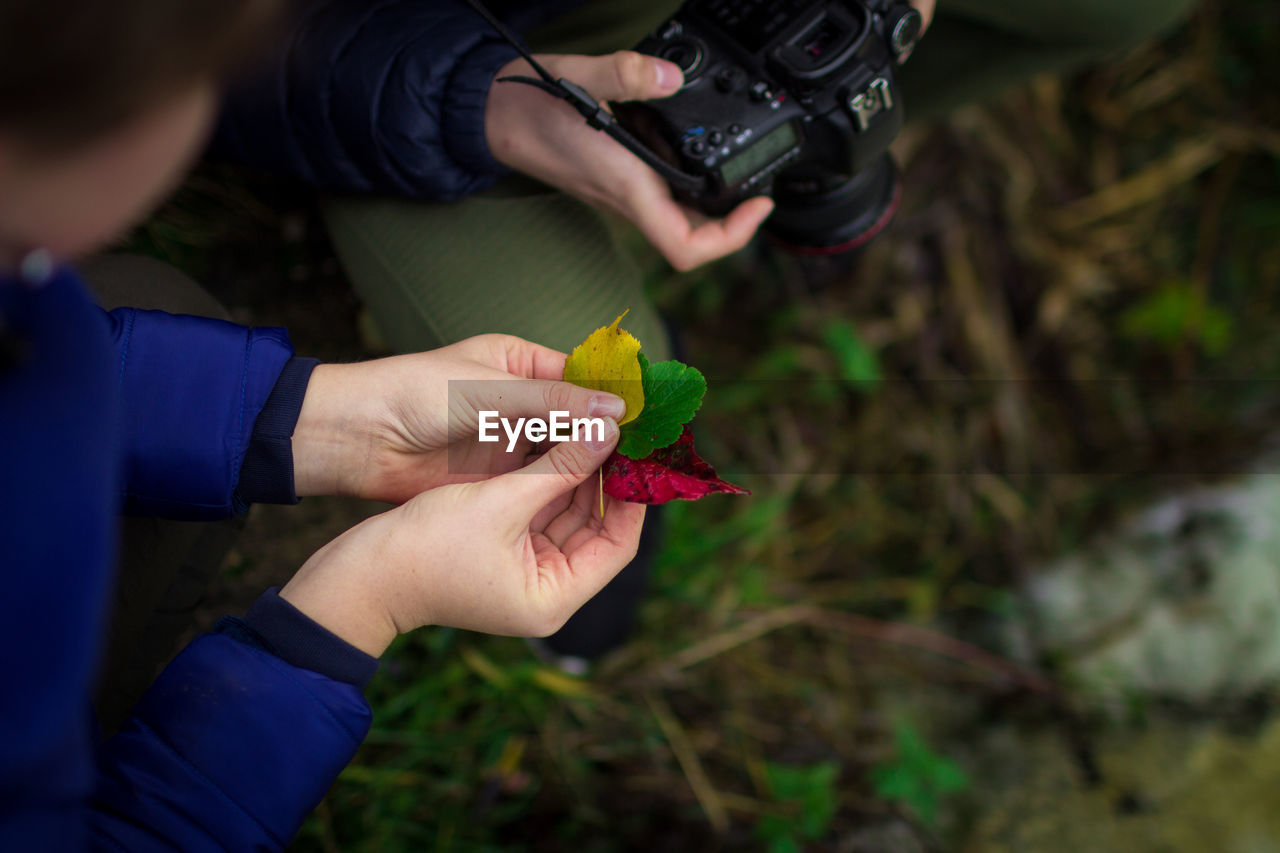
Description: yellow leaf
xmin=530 ymin=667 xmax=595 ymax=697
xmin=459 ymin=645 xmax=512 ymax=690
xmin=563 ymin=311 xmax=644 ymax=426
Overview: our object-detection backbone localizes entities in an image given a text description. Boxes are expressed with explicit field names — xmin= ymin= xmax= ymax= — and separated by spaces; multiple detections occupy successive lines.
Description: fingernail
xmin=586 ymin=417 xmax=618 ymax=451
xmin=655 ymin=59 xmax=683 ymax=92
xmin=589 ymin=393 xmax=626 ymax=420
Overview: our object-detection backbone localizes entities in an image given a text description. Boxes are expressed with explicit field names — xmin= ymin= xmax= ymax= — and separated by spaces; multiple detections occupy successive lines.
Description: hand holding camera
xmin=480 ymin=0 xmax=932 ymax=265
xmin=484 ymin=50 xmax=776 ymax=271
xmin=616 ymin=0 xmax=928 ymax=253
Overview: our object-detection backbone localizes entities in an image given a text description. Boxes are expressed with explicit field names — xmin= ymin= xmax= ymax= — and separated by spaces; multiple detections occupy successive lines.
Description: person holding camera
xmin=215 ymin=0 xmax=1195 ymax=351
xmin=213 ymin=0 xmax=1197 ymax=662
xmin=0 ymin=0 xmax=645 ymax=848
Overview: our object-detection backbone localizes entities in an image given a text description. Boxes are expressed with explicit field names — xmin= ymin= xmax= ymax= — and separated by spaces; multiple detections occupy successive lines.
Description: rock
xmin=1011 ymin=472 xmax=1280 ymax=707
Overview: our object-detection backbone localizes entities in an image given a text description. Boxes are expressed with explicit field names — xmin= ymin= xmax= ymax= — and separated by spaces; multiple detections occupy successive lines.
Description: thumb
xmin=546 ymin=50 xmax=684 ymax=103
xmin=494 ymin=417 xmax=619 ymax=517
xmin=462 ymin=378 xmax=627 ymax=429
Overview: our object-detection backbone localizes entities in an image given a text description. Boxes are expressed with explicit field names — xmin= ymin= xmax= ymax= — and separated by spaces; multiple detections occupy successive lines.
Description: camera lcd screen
xmin=719 ymin=122 xmax=800 ymax=187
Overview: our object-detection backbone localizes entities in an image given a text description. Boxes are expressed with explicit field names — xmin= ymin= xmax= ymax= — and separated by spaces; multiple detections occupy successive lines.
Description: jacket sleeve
xmin=90 ymin=634 xmax=372 ymax=852
xmin=211 ymin=0 xmax=577 ymax=199
xmin=106 ymin=307 xmax=295 ymax=520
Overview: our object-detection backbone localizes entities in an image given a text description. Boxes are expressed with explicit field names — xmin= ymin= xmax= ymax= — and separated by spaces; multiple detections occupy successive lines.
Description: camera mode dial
xmin=658 ymin=37 xmax=707 ymax=80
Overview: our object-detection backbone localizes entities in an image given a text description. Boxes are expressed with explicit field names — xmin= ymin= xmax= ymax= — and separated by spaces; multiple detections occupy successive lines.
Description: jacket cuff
xmin=218 ymin=588 xmax=379 ymax=689
xmin=235 ymin=357 xmax=320 ymax=510
xmin=108 ymin=308 xmax=294 ymax=520
xmin=440 ymin=39 xmax=522 ymax=178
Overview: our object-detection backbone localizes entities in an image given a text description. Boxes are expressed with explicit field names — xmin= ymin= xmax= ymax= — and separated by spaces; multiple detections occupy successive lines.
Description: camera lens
xmin=658 ymin=38 xmax=705 ymax=77
xmin=765 ymin=154 xmax=901 ymax=254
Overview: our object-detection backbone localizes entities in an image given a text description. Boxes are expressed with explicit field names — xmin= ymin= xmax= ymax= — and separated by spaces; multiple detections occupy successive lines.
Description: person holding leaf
xmin=0 ymin=0 xmax=646 ymax=847
xmin=211 ymin=0 xmax=1198 ymax=663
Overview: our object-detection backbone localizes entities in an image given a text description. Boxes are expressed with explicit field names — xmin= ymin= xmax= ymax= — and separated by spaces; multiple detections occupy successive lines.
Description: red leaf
xmin=603 ymin=427 xmax=749 ymax=504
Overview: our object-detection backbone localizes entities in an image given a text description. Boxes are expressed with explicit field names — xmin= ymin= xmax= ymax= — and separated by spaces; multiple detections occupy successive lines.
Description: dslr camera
xmin=615 ymin=0 xmax=923 ymax=253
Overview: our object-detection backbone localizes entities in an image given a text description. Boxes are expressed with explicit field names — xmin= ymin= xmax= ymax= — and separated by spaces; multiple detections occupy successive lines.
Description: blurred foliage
xmin=755 ymin=761 xmax=840 ymax=852
xmin=1119 ymin=280 xmax=1232 ymax=354
xmin=127 ymin=0 xmax=1280 ymax=848
xmin=821 ymin=319 xmax=882 ymax=391
xmin=869 ymin=723 xmax=969 ymax=828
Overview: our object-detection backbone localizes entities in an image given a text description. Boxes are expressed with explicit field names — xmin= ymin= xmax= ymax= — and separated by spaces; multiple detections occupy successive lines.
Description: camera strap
xmin=462 ymin=0 xmax=708 ymax=196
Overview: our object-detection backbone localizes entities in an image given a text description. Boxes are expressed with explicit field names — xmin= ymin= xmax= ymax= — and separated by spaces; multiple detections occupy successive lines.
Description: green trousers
xmin=322 ymin=0 xmax=1196 ymax=359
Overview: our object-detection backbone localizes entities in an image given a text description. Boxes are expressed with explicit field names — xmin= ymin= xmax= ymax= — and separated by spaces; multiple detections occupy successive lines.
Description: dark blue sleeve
xmin=211 ymin=0 xmax=576 ymax=198
xmin=237 ymin=356 xmax=320 ymax=507
xmin=220 ymin=587 xmax=380 ymax=689
xmin=90 ymin=635 xmax=372 ymax=851
xmin=105 ymin=307 xmax=295 ymax=520
xmin=0 ymin=268 xmax=120 ymax=853
xmin=2 ymin=268 xmax=373 ymax=852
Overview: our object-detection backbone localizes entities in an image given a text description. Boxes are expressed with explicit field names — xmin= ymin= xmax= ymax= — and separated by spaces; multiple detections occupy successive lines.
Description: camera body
xmin=615 ymin=0 xmax=921 ymax=252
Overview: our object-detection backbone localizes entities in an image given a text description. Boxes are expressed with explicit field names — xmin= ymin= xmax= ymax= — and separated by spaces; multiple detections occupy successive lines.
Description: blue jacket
xmin=0 ymin=264 xmax=374 ymax=851
xmin=215 ymin=0 xmax=581 ymax=197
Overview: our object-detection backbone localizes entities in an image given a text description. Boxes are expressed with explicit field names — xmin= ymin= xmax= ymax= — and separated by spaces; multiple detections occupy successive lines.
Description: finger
xmin=559 ymin=499 xmax=645 ymax=558
xmin=545 ymin=471 xmax=648 ymax=550
xmin=529 ymin=486 xmax=576 ymax=532
xmin=521 ymin=450 xmax=571 ymax=528
xmin=459 ymin=333 xmax=569 ymax=379
xmin=634 ymin=193 xmax=775 ymax=271
xmin=540 ymin=50 xmax=684 ymax=103
xmin=493 ymin=418 xmax=619 ymax=517
xmin=460 ymin=377 xmax=626 ymax=429
xmin=490 ymin=334 xmax=571 ymax=381
xmin=527 ymin=500 xmax=645 ymax=630
xmin=541 ymin=477 xmax=603 ymax=548
xmin=910 ymin=0 xmax=936 ymax=31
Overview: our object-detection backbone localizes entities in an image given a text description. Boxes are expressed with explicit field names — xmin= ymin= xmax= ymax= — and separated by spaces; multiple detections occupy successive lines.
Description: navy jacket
xmin=0 ymin=264 xmax=373 ymax=850
xmin=215 ymin=0 xmax=580 ymax=197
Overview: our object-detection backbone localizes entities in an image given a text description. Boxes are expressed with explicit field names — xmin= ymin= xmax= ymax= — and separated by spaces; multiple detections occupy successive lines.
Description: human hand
xmin=913 ymin=0 xmax=936 ymax=32
xmin=484 ymin=51 xmax=775 ymax=272
xmin=291 ymin=334 xmax=627 ymax=504
xmin=279 ymin=420 xmax=645 ymax=656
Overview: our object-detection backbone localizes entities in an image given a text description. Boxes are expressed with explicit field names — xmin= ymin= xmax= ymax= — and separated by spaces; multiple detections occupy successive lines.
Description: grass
xmin=126 ymin=1 xmax=1280 ymax=848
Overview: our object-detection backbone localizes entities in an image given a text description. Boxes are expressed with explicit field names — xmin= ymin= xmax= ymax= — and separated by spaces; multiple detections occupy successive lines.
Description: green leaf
xmin=755 ymin=761 xmax=840 ymax=848
xmin=822 ymin=319 xmax=881 ymax=391
xmin=617 ymin=353 xmax=707 ymax=459
xmin=1119 ymin=281 xmax=1234 ymax=355
xmin=869 ymin=722 xmax=969 ymax=828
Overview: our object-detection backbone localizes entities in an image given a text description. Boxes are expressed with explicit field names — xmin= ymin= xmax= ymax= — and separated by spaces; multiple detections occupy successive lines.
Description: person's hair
xmin=0 ymin=0 xmax=284 ymax=149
